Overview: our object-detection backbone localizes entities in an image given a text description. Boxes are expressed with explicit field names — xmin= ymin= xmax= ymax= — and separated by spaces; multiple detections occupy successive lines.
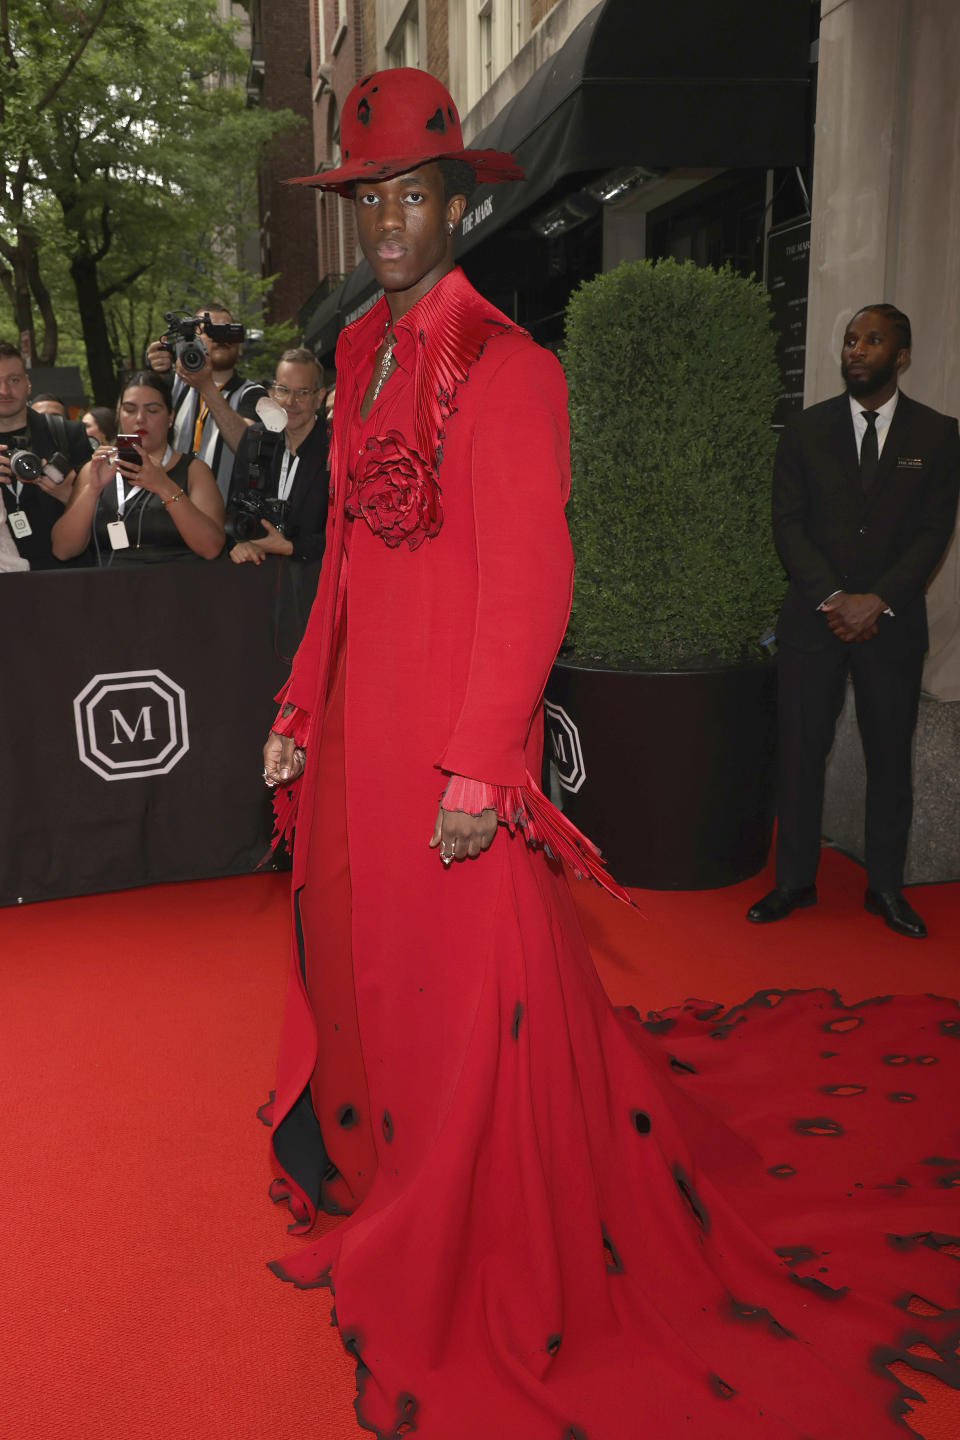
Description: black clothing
xmin=92 ymin=453 xmax=200 ymax=565
xmin=771 ymin=389 xmax=960 ymax=892
xmin=171 ymin=372 xmax=268 ymax=502
xmin=0 ymin=411 xmax=93 ymax=569
xmin=772 ymin=391 xmax=960 ymax=658
xmin=227 ymin=418 xmax=329 ymax=563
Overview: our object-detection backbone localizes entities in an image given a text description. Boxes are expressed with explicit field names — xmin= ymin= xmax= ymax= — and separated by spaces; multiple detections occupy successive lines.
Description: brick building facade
xmin=246 ymin=0 xmax=321 ymax=327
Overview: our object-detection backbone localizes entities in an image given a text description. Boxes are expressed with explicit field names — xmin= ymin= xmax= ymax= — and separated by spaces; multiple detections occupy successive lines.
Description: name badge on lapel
xmin=896 ymin=457 xmax=923 ymax=470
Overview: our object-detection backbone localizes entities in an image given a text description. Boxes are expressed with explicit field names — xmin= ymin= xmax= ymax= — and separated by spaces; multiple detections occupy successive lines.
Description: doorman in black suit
xmin=748 ymin=305 xmax=960 ymax=937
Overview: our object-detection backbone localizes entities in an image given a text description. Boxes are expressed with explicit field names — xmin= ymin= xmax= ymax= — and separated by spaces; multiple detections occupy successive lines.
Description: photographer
xmin=147 ymin=304 xmax=266 ymax=503
xmin=51 ymin=372 xmax=224 ymax=566
xmin=0 ymin=340 xmax=92 ymax=569
xmin=227 ymin=349 xmax=328 ymax=566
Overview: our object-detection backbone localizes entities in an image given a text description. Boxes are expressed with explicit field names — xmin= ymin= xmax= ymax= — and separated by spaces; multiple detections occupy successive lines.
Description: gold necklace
xmin=371 ymin=328 xmax=395 ymax=403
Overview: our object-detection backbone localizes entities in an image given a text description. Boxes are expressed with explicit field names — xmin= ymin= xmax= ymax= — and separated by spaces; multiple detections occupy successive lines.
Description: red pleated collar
xmin=340 ymin=267 xmax=521 ymax=473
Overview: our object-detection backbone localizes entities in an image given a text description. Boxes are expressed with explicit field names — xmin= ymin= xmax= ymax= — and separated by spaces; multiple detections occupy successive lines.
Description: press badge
xmin=7 ymin=509 xmax=31 ymax=539
xmin=107 ymin=519 xmax=130 ymax=550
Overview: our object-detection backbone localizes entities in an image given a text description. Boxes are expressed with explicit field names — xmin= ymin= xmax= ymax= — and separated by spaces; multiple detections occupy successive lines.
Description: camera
xmin=228 ymin=490 xmax=292 ymax=542
xmin=160 ymin=311 xmax=246 ymax=372
xmin=225 ymin=421 xmax=291 ymax=542
xmin=1 ymin=448 xmax=70 ymax=484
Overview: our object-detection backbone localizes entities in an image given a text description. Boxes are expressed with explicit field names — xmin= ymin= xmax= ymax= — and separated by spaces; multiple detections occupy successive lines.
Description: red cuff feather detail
xmin=440 ymin=773 xmax=634 ymax=907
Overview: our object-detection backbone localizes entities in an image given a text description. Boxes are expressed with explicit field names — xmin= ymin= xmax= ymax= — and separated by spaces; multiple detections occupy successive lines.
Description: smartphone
xmin=116 ymin=434 xmax=142 ymax=467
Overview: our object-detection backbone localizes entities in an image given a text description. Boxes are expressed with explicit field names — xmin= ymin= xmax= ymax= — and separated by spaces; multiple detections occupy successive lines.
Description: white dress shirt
xmin=849 ymin=388 xmax=899 ymax=460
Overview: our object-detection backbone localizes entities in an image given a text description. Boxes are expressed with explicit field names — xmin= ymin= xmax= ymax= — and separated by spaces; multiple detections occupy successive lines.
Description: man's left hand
xmin=35 ymin=467 xmax=76 ymax=505
xmin=821 ymin=590 xmax=886 ymax=642
xmin=175 ymin=347 xmax=216 ymax=395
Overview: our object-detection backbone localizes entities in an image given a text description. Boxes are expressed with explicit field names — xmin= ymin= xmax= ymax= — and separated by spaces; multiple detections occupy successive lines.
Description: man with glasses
xmin=147 ymin=303 xmax=267 ymax=502
xmin=227 ymin=348 xmax=328 ymax=567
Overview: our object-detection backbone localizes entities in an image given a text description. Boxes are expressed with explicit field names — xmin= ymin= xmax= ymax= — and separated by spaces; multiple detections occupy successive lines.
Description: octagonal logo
xmin=544 ymin=701 xmax=586 ymax=794
xmin=73 ymin=669 xmax=190 ymax=781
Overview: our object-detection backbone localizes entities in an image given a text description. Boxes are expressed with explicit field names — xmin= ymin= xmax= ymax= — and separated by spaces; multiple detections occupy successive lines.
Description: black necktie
xmin=859 ymin=410 xmax=879 ymax=495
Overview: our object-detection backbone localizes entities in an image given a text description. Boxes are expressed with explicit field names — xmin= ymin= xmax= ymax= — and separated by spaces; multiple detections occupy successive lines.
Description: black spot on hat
xmin=823 ymin=1015 xmax=863 ymax=1033
xmin=546 ymin=1333 xmax=561 ymax=1356
xmin=382 ymin=1110 xmax=394 ymax=1142
xmin=887 ymin=1092 xmax=917 ymax=1103
xmin=820 ymin=1084 xmax=867 ymax=1097
xmin=337 ymin=1104 xmax=358 ymax=1128
xmin=511 ymin=1002 xmax=524 ymax=1040
xmin=357 ymin=97 xmax=371 ymax=125
xmin=790 ymin=1273 xmax=849 ymax=1301
xmin=344 ymin=148 xmax=350 ymax=159
xmin=425 ymin=106 xmax=446 ymax=133
xmin=774 ymin=1245 xmax=816 ymax=1266
xmin=630 ymin=1109 xmax=652 ymax=1135
xmin=768 ymin=1163 xmax=797 ymax=1179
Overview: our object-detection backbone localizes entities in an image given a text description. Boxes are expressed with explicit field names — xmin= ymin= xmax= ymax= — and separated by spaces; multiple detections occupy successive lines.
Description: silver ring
xmin=262 ymin=768 xmax=276 ymax=788
xmin=441 ymin=853 xmax=453 ymax=866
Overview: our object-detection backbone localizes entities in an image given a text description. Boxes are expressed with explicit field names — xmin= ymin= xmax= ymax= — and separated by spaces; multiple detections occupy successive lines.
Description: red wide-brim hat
xmin=289 ymin=67 xmax=524 ymax=195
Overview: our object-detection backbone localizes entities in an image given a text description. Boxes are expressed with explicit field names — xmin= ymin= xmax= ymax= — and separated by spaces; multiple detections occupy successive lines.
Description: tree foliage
xmin=561 ymin=258 xmax=785 ymax=669
xmin=0 ymin=0 xmax=298 ymax=400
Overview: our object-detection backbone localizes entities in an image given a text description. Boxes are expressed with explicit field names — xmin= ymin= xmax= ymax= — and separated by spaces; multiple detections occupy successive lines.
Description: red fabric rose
xmin=345 ymin=431 xmax=443 ymax=551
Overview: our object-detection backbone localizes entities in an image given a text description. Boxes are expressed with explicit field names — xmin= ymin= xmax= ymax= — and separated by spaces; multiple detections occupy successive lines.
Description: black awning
xmin=457 ymin=0 xmax=810 ymax=253
xmin=303 ymin=0 xmax=810 ymax=355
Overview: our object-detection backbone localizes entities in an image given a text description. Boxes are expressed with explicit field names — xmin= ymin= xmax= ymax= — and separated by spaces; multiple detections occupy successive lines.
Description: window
xmin=478 ymin=0 xmax=493 ymax=90
xmin=386 ymin=2 xmax=419 ymax=68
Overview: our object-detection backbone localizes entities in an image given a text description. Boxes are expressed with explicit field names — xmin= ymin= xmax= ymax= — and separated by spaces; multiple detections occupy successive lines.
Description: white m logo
xmin=110 ymin=706 xmax=155 ymax=745
xmin=73 ymin=670 xmax=189 ymax=781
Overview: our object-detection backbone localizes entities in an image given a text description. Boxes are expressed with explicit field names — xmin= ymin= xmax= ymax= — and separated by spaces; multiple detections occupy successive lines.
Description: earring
xmin=448 ymin=223 xmax=455 ymax=234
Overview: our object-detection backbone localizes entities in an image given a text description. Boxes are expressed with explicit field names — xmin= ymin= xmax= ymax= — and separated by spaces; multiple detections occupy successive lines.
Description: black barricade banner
xmin=0 ymin=559 xmax=306 ymax=906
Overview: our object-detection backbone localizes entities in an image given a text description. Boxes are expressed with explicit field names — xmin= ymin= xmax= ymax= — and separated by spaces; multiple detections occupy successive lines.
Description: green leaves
xmin=1 ymin=0 xmax=297 ymax=394
xmin=561 ymin=258 xmax=784 ymax=669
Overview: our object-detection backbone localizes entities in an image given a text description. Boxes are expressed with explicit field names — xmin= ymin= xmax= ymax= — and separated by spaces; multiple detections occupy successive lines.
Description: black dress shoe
xmin=864 ymin=888 xmax=927 ymax=939
xmin=746 ymin=885 xmax=818 ymax=924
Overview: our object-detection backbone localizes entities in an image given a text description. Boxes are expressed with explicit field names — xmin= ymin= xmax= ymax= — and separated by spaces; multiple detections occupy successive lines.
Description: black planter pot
xmin=544 ymin=659 xmax=778 ymax=890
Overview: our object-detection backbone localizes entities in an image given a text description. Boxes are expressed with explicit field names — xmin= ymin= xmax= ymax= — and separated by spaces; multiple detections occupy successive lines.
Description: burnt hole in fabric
xmin=820 ymin=1084 xmax=867 ymax=1097
xmin=342 ymin=1331 xmax=371 ymax=1382
xmin=820 ymin=1050 xmax=839 ymax=1058
xmin=344 ymin=148 xmax=350 ymax=159
xmin=887 ymin=1092 xmax=917 ymax=1103
xmin=916 ymin=1055 xmax=938 ymax=1064
xmin=337 ymin=1104 xmax=358 ymax=1129
xmin=357 ymin=97 xmax=371 ymax=125
xmin=922 ymin=1155 xmax=960 ymax=1167
xmin=630 ymin=1109 xmax=652 ymax=1135
xmin=546 ymin=1333 xmax=562 ymax=1356
xmin=511 ymin=1001 xmax=524 ymax=1040
xmin=768 ymin=1163 xmax=797 ymax=1179
xmin=563 ymin=1428 xmax=589 ymax=1440
xmin=394 ymin=1394 xmax=418 ymax=1435
xmin=673 ymin=1165 xmax=709 ymax=1231
xmin=775 ymin=1245 xmax=817 ymax=1266
xmin=823 ymin=1016 xmax=863 ymax=1033
xmin=938 ymin=1019 xmax=960 ymax=1037
xmin=669 ymin=1054 xmax=697 ymax=1075
xmin=793 ymin=1116 xmax=844 ymax=1137
xmin=359 ymin=73 xmax=372 ymax=86
xmin=883 ymin=1054 xmax=911 ymax=1066
xmin=447 ymin=105 xmax=456 ymax=124
xmin=710 ymin=1375 xmax=736 ymax=1399
xmin=382 ymin=1110 xmax=394 ymax=1143
xmin=728 ymin=1300 xmax=794 ymax=1338
xmin=900 ymin=1294 xmax=947 ymax=1317
xmin=694 ymin=1003 xmax=723 ymax=1021
xmin=601 ymin=1226 xmax=624 ymax=1275
xmin=643 ymin=1016 xmax=676 ymax=1036
xmin=425 ymin=106 xmax=446 ymax=133
xmin=934 ymin=1173 xmax=960 ymax=1188
xmin=790 ymin=1273 xmax=849 ymax=1301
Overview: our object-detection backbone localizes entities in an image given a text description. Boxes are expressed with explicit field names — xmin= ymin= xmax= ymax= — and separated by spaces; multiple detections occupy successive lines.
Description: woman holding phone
xmin=52 ymin=371 xmax=224 ymax=565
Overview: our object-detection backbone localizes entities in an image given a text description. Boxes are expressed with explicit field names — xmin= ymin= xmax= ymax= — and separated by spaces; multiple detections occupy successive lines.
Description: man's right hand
xmin=263 ymin=731 xmax=305 ymax=785
xmin=0 ymin=447 xmax=12 ymax=484
xmin=146 ymin=340 xmax=173 ymax=374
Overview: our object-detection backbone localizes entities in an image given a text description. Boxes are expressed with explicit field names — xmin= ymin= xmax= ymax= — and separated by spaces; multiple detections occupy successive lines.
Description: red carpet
xmin=1 ymin=845 xmax=957 ymax=1438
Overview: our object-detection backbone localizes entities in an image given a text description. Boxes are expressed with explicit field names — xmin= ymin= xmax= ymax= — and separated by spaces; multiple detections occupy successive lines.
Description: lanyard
xmin=3 ymin=479 xmax=23 ymax=503
xmin=116 ymin=444 xmax=171 ymax=517
xmin=277 ymin=447 xmax=299 ymax=503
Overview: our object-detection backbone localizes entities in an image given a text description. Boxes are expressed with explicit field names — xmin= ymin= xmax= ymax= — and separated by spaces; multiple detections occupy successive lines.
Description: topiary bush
xmin=560 ymin=257 xmax=784 ymax=669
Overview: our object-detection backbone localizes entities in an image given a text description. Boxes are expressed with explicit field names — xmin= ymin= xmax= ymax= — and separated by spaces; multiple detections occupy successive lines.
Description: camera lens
xmin=10 ymin=450 xmax=43 ymax=482
xmin=177 ymin=338 xmax=207 ymax=372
